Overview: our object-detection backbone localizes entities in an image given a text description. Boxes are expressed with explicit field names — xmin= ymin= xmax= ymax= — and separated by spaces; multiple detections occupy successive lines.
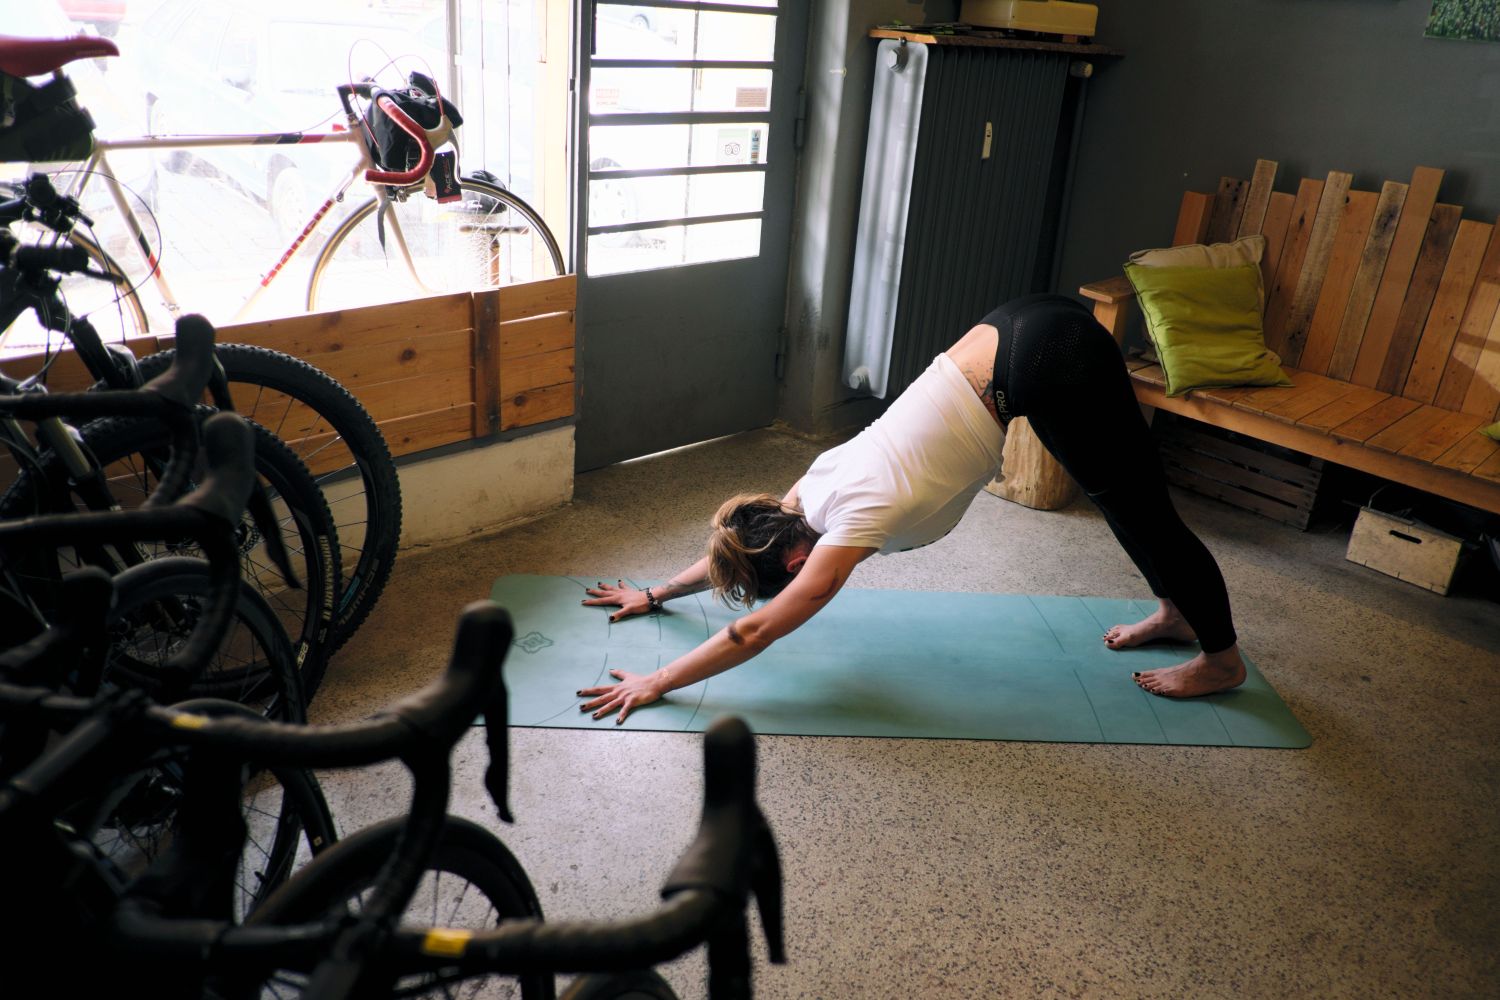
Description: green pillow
xmin=1123 ymin=261 xmax=1291 ymax=397
xmin=1482 ymin=421 xmax=1500 ymax=442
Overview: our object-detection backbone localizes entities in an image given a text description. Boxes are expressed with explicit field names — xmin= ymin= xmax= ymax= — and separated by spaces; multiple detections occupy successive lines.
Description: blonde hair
xmin=707 ymin=493 xmax=813 ymax=608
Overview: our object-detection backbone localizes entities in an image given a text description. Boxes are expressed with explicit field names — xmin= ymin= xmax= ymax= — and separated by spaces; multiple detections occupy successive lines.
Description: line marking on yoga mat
xmin=673 ymin=650 xmax=711 ymax=732
xmin=1024 ymin=595 xmax=1068 ymax=653
xmin=1208 ymin=702 xmax=1236 ymax=746
xmin=1071 ymin=669 xmax=1107 ymax=742
xmin=1139 ymin=685 xmax=1172 ymax=743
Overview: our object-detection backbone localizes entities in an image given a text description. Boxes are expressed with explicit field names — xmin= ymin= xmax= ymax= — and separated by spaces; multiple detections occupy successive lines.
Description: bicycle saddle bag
xmin=0 ymin=71 xmax=96 ymax=163
xmin=364 ymin=71 xmax=463 ymax=174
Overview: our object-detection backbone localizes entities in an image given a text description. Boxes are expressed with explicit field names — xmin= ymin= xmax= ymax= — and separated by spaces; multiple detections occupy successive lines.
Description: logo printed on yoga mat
xmin=513 ymin=631 xmax=555 ymax=654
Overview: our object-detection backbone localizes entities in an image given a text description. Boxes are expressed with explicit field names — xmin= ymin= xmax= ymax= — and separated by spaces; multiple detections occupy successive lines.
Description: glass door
xmin=574 ymin=1 xmax=807 ymax=470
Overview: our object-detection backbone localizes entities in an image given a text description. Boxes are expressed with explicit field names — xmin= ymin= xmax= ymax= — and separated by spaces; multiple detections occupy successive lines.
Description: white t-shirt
xmin=798 ymin=353 xmax=1005 ymax=554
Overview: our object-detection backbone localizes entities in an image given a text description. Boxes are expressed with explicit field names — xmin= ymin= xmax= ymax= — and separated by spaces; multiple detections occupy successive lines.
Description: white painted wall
xmin=394 ymin=426 xmax=575 ymax=549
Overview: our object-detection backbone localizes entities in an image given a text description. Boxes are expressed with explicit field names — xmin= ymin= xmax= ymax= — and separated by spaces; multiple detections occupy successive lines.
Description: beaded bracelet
xmin=644 ymin=587 xmax=664 ymax=614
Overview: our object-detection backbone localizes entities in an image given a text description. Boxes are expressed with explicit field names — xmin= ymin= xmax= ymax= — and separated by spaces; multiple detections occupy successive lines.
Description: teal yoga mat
xmin=489 ymin=575 xmax=1310 ymax=748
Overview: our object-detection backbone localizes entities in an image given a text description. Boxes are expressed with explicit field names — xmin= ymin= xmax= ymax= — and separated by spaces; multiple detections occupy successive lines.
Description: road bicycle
xmin=0 ymin=601 xmax=785 ymax=1000
xmin=0 ymin=403 xmax=333 ymax=919
xmin=0 ymin=34 xmax=575 ymax=655
xmin=0 ymin=219 xmax=342 ymax=694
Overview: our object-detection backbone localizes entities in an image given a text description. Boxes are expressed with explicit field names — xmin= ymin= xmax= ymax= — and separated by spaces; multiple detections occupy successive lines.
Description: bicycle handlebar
xmin=336 ymin=83 xmax=436 ymax=187
xmin=0 ymin=412 xmax=255 ymax=684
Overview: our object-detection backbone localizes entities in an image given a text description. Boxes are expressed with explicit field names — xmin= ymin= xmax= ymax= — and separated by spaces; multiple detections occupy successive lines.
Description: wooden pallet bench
xmin=1081 ymin=160 xmax=1500 ymax=518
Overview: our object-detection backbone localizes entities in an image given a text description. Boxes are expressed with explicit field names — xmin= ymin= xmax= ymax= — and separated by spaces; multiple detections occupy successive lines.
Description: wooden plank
xmin=239 ymin=368 xmax=473 ymax=442
xmin=1172 ymin=191 xmax=1214 ymax=247
xmin=5 ymin=337 xmax=162 ymax=391
xmin=1279 ymin=171 xmax=1355 ymax=366
xmin=1365 ymin=406 xmax=1453 ymax=455
xmin=381 ymin=406 xmax=475 ymax=458
xmin=500 ymin=380 xmax=574 ymax=430
xmin=1205 ymin=177 xmax=1249 ymax=245
xmin=298 ymin=328 xmax=472 ymax=387
xmin=1192 ymin=384 xmax=1265 ymax=406
xmin=1434 ymin=217 xmax=1500 ymax=409
xmin=1404 ymin=220 xmax=1492 ymax=403
xmin=1236 ymin=160 xmax=1279 ymax=238
xmin=1377 ymin=203 xmax=1463 ymax=394
xmin=1080 ymin=275 xmax=1135 ymax=305
xmin=1434 ymin=430 xmax=1500 ymax=474
xmin=1162 ymin=464 xmax=1312 ymax=527
xmin=1459 ymin=302 xmax=1500 ymax=418
xmin=1158 ymin=422 xmax=1323 ymax=489
xmin=1263 ymin=177 xmax=1325 ymax=354
xmin=496 ymin=274 xmax=577 ymax=323
xmin=473 ymin=291 xmax=502 ymax=438
xmin=1133 ymin=381 xmax=1500 ymax=515
xmin=1299 ymin=190 xmax=1379 ymax=375
xmin=1352 ymin=166 xmax=1445 ymax=386
xmin=1227 ymin=368 xmax=1325 ymax=415
xmin=1261 ymin=374 xmax=1370 ymax=424
xmin=500 ymin=348 xmax=575 ymax=395
xmin=1328 ymin=180 xmax=1408 ymax=380
xmin=1474 ymin=445 xmax=1500 ymax=484
xmin=1330 ymin=395 xmax=1421 ymax=443
xmin=1129 ymin=362 xmax=1167 ymax=388
xmin=1259 ymin=192 xmax=1296 ymax=297
xmin=221 ymin=294 xmax=471 ymax=356
xmin=500 ymin=312 xmax=575 ymax=359
xmin=1297 ymin=383 xmax=1391 ymax=433
xmin=1399 ymin=409 xmax=1487 ymax=463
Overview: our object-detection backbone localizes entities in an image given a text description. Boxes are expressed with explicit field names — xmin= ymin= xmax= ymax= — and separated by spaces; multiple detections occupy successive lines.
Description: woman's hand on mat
xmin=578 ymin=668 xmax=665 ymax=724
xmin=582 ymin=580 xmax=650 ymax=622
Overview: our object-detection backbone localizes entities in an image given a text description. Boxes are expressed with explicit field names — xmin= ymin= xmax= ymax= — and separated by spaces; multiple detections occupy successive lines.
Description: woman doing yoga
xmin=578 ymin=294 xmax=1246 ymax=723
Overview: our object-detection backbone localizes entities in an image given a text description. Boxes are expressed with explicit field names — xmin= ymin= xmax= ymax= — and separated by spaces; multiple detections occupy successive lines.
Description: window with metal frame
xmin=585 ymin=0 xmax=780 ymax=276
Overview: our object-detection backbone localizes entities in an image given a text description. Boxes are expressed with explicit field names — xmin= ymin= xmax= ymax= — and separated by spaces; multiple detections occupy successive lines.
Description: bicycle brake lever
xmin=481 ymin=661 xmax=514 ymax=824
xmin=200 ymin=358 xmax=299 ymax=588
xmin=245 ymin=482 xmax=301 ymax=591
xmin=751 ymin=817 xmax=787 ymax=964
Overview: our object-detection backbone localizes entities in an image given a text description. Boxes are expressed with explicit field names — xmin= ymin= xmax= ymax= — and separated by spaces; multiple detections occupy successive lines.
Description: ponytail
xmin=707 ymin=493 xmax=813 ymax=608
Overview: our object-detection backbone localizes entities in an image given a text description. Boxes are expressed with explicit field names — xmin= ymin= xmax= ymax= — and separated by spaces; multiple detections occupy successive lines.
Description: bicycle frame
xmin=55 ymin=122 xmax=436 ymax=325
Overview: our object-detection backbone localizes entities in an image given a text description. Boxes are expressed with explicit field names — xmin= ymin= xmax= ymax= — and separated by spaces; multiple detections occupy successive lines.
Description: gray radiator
xmin=846 ymin=39 xmax=1079 ymax=399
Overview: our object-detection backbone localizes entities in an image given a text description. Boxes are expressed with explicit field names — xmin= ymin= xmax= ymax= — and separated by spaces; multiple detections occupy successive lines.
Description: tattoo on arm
xmin=726 ymin=621 xmax=745 ymax=646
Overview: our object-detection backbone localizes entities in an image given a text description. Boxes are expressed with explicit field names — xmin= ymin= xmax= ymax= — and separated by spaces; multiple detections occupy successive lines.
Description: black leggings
xmin=981 ymin=295 xmax=1238 ymax=653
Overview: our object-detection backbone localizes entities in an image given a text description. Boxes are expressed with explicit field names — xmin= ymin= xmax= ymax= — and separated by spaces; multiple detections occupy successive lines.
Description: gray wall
xmin=1055 ymin=0 xmax=1500 ymax=314
xmin=778 ymin=0 xmax=1500 ymax=434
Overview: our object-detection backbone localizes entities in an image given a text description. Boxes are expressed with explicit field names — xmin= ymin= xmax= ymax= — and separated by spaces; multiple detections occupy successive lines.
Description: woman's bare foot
xmin=1102 ymin=605 xmax=1197 ymax=649
xmin=1133 ymin=646 xmax=1247 ymax=698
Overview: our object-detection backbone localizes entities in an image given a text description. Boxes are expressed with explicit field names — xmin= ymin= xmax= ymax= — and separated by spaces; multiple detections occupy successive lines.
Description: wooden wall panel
xmin=1377 ymin=203 xmax=1464 ymax=394
xmin=1172 ymin=191 xmax=1214 ymax=247
xmin=1258 ymin=192 xmax=1297 ymax=295
xmin=1299 ymin=190 xmax=1379 ymax=375
xmin=1434 ymin=219 xmax=1500 ymax=410
xmin=1206 ymin=177 xmax=1249 ymax=244
xmin=1263 ymin=178 xmax=1326 ymax=353
xmin=1351 ymin=166 xmax=1445 ymax=386
xmin=1402 ymin=219 xmax=1491 ymax=402
xmin=1237 ymin=159 xmax=1279 ymax=238
xmin=1328 ymin=180 xmax=1408 ymax=380
xmin=1279 ymin=171 xmax=1354 ymax=366
xmin=1460 ymin=305 xmax=1500 ymax=419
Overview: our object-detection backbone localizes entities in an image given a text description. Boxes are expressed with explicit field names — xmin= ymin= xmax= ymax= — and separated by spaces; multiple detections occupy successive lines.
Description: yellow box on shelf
xmin=959 ymin=1 xmax=1099 ymax=37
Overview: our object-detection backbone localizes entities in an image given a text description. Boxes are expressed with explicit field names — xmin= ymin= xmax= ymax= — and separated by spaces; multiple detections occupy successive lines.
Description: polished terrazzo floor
xmin=308 ymin=427 xmax=1499 ymax=999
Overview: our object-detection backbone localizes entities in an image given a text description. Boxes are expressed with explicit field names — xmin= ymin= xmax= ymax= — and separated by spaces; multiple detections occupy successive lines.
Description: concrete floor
xmin=309 ymin=427 xmax=1500 ymax=1000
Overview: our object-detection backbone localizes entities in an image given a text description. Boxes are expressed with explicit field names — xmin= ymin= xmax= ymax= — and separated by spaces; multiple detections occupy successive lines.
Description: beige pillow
xmin=1128 ymin=234 xmax=1267 ymax=270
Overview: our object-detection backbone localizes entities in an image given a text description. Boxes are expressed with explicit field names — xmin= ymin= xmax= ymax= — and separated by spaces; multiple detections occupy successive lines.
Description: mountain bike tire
xmin=248 ymin=814 xmax=554 ymax=1000
xmin=134 ymin=343 xmax=399 ymax=659
xmin=0 ymin=417 xmax=340 ymax=698
xmin=307 ymin=176 xmax=565 ymax=315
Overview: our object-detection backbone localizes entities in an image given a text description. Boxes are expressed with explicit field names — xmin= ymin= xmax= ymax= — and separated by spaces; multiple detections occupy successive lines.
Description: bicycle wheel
xmin=134 ymin=343 xmax=399 ymax=659
xmin=307 ymin=177 xmax=565 ymax=314
xmin=85 ymin=559 xmax=328 ymax=911
xmin=0 ymin=416 xmax=340 ymax=697
xmin=249 ymin=815 xmax=554 ymax=1000
xmin=559 ymin=970 xmax=679 ymax=1000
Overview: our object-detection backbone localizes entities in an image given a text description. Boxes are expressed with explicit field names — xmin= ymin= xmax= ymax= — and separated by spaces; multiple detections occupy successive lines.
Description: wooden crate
xmin=1153 ymin=412 xmax=1325 ymax=529
xmin=1346 ymin=506 xmax=1464 ymax=594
